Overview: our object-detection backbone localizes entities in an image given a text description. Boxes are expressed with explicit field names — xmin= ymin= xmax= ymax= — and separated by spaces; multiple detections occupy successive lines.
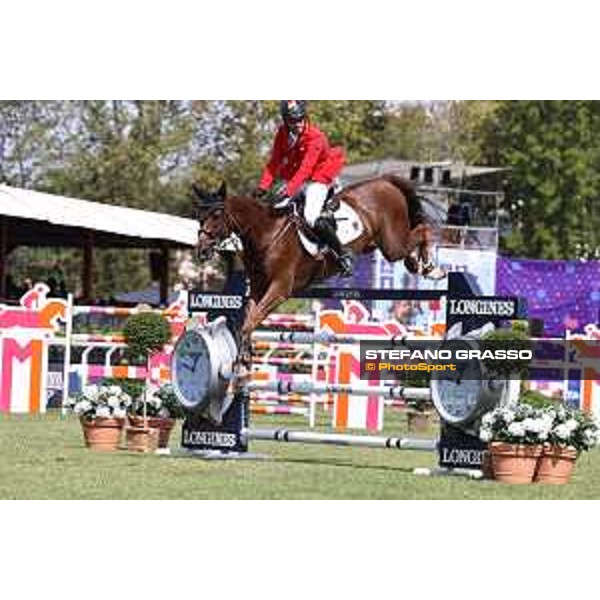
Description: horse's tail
xmin=380 ymin=174 xmax=427 ymax=228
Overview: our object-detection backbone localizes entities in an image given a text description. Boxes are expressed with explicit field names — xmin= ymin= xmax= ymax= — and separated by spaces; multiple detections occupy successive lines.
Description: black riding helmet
xmin=280 ymin=100 xmax=307 ymax=122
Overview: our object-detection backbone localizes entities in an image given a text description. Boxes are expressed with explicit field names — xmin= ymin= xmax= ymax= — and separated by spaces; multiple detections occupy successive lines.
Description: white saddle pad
xmin=298 ymin=200 xmax=365 ymax=257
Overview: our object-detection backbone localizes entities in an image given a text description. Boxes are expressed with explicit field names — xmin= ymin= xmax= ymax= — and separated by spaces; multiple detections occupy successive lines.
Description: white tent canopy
xmin=0 ymin=184 xmax=198 ymax=246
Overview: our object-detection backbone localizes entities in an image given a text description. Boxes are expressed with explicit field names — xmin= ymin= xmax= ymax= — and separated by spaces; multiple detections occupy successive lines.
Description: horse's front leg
xmin=241 ymin=282 xmax=292 ymax=341
xmin=235 ymin=298 xmax=257 ymax=372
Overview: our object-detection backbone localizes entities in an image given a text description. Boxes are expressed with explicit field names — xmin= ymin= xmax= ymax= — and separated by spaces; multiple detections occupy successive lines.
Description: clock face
xmin=435 ymin=376 xmax=482 ymax=421
xmin=432 ymin=340 xmax=483 ymax=424
xmin=173 ymin=331 xmax=212 ymax=409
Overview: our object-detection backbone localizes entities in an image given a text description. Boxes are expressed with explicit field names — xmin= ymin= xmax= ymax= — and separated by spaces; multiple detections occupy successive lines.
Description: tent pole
xmin=0 ymin=218 xmax=7 ymax=299
xmin=82 ymin=230 xmax=94 ymax=302
xmin=159 ymin=246 xmax=169 ymax=306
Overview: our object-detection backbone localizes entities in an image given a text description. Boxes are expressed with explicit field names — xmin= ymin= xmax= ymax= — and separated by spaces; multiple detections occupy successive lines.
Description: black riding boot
xmin=314 ymin=216 xmax=353 ymax=278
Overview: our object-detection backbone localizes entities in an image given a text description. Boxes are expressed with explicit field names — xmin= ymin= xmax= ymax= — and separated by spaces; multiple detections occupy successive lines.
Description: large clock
xmin=171 ymin=317 xmax=238 ymax=414
xmin=431 ymin=339 xmax=507 ymax=427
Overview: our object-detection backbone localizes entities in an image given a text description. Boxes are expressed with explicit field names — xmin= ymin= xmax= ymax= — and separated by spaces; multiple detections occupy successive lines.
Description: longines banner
xmin=188 ymin=291 xmax=247 ymax=338
xmin=446 ymin=297 xmax=519 ymax=319
xmin=445 ymin=295 xmax=525 ymax=334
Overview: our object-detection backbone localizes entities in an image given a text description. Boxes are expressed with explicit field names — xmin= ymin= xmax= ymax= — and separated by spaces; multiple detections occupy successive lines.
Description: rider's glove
xmin=272 ymin=182 xmax=289 ymax=203
xmin=271 ymin=183 xmax=290 ymax=208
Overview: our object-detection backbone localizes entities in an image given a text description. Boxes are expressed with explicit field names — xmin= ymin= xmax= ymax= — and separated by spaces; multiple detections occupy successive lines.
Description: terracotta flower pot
xmin=125 ymin=426 xmax=160 ymax=453
xmin=481 ymin=450 xmax=494 ymax=479
xmin=535 ymin=445 xmax=578 ymax=485
xmin=407 ymin=410 xmax=432 ymax=433
xmin=81 ymin=417 xmax=124 ymax=452
xmin=128 ymin=416 xmax=176 ymax=448
xmin=489 ymin=442 xmax=543 ymax=484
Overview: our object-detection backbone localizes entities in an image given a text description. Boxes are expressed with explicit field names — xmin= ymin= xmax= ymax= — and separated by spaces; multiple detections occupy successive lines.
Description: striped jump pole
xmin=250 ymin=406 xmax=310 ymax=417
xmin=73 ymin=305 xmax=178 ymax=317
xmin=71 ymin=333 xmax=126 ymax=343
xmin=252 ymin=330 xmax=407 ymax=345
xmin=245 ymin=428 xmax=438 ymax=451
xmin=247 ymin=380 xmax=431 ymax=401
xmin=251 ymin=356 xmax=323 ymax=367
xmin=260 ymin=314 xmax=315 ymax=329
xmin=252 ymin=341 xmax=315 ymax=351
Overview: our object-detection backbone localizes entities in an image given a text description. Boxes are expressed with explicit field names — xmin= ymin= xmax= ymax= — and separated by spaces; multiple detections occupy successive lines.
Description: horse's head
xmin=192 ymin=181 xmax=228 ymax=261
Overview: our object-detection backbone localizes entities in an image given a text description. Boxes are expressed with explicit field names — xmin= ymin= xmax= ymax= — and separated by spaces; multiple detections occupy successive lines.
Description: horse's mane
xmin=227 ymin=194 xmax=272 ymax=217
xmin=226 ymin=194 xmax=284 ymax=255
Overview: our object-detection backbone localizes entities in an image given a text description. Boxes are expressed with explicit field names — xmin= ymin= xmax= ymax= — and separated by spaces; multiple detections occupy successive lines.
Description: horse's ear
xmin=217 ymin=181 xmax=227 ymax=202
xmin=191 ymin=182 xmax=206 ymax=202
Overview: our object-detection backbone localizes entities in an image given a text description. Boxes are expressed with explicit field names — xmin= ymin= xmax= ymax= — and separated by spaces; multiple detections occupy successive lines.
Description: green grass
xmin=1 ymin=410 xmax=599 ymax=499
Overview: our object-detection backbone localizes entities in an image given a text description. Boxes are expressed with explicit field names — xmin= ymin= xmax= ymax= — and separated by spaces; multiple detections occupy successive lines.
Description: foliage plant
xmin=122 ymin=312 xmax=171 ymax=362
xmin=481 ymin=327 xmax=533 ymax=380
xmin=519 ymin=389 xmax=559 ymax=410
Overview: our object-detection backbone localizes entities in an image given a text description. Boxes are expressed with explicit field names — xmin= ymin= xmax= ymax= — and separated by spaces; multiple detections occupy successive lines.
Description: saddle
xmin=277 ymin=186 xmax=338 ymax=246
xmin=271 ymin=187 xmax=364 ymax=258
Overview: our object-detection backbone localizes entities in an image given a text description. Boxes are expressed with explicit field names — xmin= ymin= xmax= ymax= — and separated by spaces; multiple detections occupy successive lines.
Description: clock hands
xmin=191 ymin=353 xmax=202 ymax=372
xmin=180 ymin=352 xmax=204 ymax=373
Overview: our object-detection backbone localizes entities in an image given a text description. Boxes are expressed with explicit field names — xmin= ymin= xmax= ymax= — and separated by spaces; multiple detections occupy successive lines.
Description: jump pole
xmin=247 ymin=380 xmax=431 ymax=401
xmin=243 ymin=428 xmax=482 ymax=478
xmin=245 ymin=428 xmax=437 ymax=451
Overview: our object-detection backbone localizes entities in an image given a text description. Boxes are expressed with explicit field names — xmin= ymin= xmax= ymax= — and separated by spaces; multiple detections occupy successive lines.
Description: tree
xmin=0 ymin=101 xmax=62 ymax=187
xmin=190 ymin=100 xmax=387 ymax=194
xmin=39 ymin=101 xmax=199 ymax=297
xmin=311 ymin=100 xmax=386 ymax=163
xmin=381 ymin=101 xmax=498 ymax=164
xmin=481 ymin=101 xmax=600 ymax=259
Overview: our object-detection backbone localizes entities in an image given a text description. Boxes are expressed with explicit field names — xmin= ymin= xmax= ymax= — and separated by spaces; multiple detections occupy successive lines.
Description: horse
xmin=192 ymin=174 xmax=445 ymax=342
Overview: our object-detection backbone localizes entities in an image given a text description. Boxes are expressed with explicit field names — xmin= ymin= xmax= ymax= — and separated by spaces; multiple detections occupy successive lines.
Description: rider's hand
xmin=272 ymin=183 xmax=289 ymax=204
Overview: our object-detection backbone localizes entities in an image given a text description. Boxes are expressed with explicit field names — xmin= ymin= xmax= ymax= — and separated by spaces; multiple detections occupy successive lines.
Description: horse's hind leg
xmin=404 ymin=256 xmax=420 ymax=274
xmin=411 ymin=223 xmax=446 ymax=280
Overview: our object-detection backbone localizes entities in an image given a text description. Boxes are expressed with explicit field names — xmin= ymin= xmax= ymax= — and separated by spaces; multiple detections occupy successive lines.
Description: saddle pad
xmin=297 ymin=200 xmax=364 ymax=257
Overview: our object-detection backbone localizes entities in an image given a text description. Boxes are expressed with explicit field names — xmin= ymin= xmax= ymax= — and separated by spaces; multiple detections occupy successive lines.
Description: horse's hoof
xmin=423 ymin=266 xmax=447 ymax=281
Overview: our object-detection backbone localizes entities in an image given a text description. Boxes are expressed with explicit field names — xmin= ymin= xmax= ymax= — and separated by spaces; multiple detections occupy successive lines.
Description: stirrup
xmin=273 ymin=197 xmax=291 ymax=210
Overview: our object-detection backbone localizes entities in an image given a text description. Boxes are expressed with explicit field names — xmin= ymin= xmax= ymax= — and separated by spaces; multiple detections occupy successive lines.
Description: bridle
xmin=197 ymin=202 xmax=243 ymax=259
xmin=198 ymin=203 xmax=225 ymax=258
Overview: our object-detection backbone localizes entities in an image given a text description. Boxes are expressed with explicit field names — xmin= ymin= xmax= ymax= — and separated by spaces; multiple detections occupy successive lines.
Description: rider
xmin=253 ymin=100 xmax=353 ymax=278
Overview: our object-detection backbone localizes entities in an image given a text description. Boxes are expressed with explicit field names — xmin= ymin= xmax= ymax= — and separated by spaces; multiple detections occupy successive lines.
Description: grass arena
xmin=1 ymin=271 xmax=600 ymax=498
xmin=1 ymin=411 xmax=600 ymax=500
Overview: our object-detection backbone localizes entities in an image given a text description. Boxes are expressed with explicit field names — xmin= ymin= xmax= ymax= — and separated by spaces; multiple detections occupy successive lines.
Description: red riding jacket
xmin=258 ymin=122 xmax=346 ymax=197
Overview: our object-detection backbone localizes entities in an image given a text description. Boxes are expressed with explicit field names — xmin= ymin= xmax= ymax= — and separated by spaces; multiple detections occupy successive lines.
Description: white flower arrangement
xmin=131 ymin=383 xmax=182 ymax=419
xmin=480 ymin=403 xmax=550 ymax=445
xmin=480 ymin=402 xmax=600 ymax=452
xmin=545 ymin=405 xmax=600 ymax=452
xmin=65 ymin=384 xmax=132 ymax=420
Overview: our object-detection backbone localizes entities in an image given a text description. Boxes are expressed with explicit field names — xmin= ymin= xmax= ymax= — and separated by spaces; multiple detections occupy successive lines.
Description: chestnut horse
xmin=193 ymin=174 xmax=445 ymax=341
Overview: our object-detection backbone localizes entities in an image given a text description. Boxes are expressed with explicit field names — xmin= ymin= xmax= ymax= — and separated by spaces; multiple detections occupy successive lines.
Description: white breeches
xmin=303 ymin=182 xmax=329 ymax=227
